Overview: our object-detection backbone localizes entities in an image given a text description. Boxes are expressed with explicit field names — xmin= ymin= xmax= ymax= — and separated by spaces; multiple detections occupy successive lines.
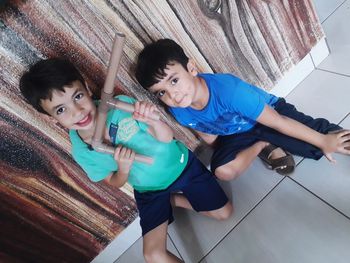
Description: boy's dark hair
xmin=135 ymin=39 xmax=189 ymax=89
xmin=19 ymin=58 xmax=85 ymax=114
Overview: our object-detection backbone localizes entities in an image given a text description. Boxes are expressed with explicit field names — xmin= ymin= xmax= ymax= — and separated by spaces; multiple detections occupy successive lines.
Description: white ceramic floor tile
xmin=201 ymin=178 xmax=350 ymax=263
xmin=115 ymin=235 xmax=181 ymax=263
xmin=310 ymin=38 xmax=329 ymax=67
xmin=292 ymin=115 xmax=350 ymax=218
xmin=167 ymin=159 xmax=284 ymax=263
xmin=92 ymin=218 xmax=142 ymax=263
xmin=312 ymin=0 xmax=345 ymax=23
xmin=270 ymin=53 xmax=315 ymax=98
xmin=286 ymin=69 xmax=350 ymax=124
xmin=317 ymin=1 xmax=350 ymax=75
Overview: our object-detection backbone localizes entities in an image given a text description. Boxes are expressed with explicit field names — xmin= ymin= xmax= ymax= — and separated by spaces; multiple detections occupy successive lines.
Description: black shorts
xmin=134 ymin=151 xmax=228 ymax=236
xmin=211 ymin=98 xmax=341 ymax=172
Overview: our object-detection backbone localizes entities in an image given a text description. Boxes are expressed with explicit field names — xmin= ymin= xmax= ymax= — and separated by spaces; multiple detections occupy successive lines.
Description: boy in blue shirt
xmin=19 ymin=58 xmax=232 ymax=263
xmin=135 ymin=39 xmax=350 ymax=180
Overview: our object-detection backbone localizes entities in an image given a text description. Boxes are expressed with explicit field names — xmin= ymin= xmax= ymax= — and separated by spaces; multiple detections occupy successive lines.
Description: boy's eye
xmin=74 ymin=93 xmax=84 ymax=100
xmin=56 ymin=107 xmax=65 ymax=115
xmin=171 ymin=78 xmax=178 ymax=85
xmin=157 ymin=90 xmax=165 ymax=98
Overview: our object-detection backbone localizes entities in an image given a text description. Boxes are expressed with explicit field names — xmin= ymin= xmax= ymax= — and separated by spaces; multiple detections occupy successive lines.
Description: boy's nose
xmin=168 ymin=90 xmax=177 ymax=100
xmin=72 ymin=104 xmax=84 ymax=117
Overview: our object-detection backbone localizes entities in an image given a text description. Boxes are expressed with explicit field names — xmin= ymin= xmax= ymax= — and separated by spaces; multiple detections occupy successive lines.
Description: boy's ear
xmin=187 ymin=59 xmax=198 ymax=76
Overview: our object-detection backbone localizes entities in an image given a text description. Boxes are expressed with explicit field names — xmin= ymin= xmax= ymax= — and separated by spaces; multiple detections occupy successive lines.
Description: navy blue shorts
xmin=134 ymin=151 xmax=228 ymax=236
xmin=211 ymin=98 xmax=342 ymax=172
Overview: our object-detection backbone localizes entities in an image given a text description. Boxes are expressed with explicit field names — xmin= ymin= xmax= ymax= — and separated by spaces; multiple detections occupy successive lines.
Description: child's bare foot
xmin=269 ymin=147 xmax=288 ymax=162
xmin=258 ymin=143 xmax=295 ymax=175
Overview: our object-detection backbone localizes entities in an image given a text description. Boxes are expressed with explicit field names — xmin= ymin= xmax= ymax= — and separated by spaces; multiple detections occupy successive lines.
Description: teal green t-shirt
xmin=70 ymin=95 xmax=188 ymax=192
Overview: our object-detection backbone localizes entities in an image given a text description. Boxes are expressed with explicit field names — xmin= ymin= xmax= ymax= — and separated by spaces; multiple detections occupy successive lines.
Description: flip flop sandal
xmin=258 ymin=144 xmax=295 ymax=176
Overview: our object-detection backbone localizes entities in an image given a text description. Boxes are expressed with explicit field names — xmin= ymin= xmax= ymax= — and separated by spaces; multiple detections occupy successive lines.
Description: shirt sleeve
xmin=226 ymin=80 xmax=266 ymax=121
xmin=73 ymin=148 xmax=118 ymax=182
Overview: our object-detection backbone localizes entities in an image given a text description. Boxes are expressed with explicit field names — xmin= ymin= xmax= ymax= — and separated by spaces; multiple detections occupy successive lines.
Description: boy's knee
xmin=143 ymin=248 xmax=165 ymax=263
xmin=219 ymin=203 xmax=234 ymax=220
xmin=211 ymin=202 xmax=234 ymax=221
xmin=215 ymin=165 xmax=241 ymax=181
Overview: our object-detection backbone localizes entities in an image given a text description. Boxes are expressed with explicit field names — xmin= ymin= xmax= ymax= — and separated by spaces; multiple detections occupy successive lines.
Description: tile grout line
xmin=310 ymin=50 xmax=316 ymax=68
xmin=339 ymin=112 xmax=350 ymax=124
xmin=113 ymin=236 xmax=142 ymax=263
xmin=320 ymin=0 xmax=348 ymax=25
xmin=167 ymin=233 xmax=185 ymax=262
xmin=198 ymin=176 xmax=288 ymax=263
xmin=288 ymin=177 xmax=350 ymax=221
xmin=316 ymin=68 xmax=350 ymax=78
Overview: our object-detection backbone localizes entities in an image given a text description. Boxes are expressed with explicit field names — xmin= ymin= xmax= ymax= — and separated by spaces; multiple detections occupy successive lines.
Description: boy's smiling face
xmin=40 ymin=80 xmax=97 ymax=131
xmin=149 ymin=60 xmax=200 ymax=108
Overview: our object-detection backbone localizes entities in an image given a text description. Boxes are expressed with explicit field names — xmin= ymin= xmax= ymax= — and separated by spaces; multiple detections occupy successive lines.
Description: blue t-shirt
xmin=70 ymin=95 xmax=188 ymax=192
xmin=169 ymin=73 xmax=278 ymax=135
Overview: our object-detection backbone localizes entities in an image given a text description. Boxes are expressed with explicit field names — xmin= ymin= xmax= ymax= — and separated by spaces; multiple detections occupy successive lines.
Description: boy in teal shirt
xmin=70 ymin=94 xmax=189 ymax=192
xmin=20 ymin=58 xmax=232 ymax=263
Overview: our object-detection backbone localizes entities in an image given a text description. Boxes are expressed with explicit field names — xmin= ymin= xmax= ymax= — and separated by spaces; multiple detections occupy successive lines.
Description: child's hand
xmin=134 ymin=101 xmax=173 ymax=142
xmin=133 ymin=101 xmax=159 ymax=125
xmin=322 ymin=130 xmax=350 ymax=163
xmin=113 ymin=145 xmax=135 ymax=174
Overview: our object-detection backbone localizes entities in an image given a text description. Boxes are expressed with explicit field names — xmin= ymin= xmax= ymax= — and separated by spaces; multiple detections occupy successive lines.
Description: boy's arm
xmin=147 ymin=119 xmax=174 ymax=142
xmin=257 ymin=105 xmax=350 ymax=162
xmin=195 ymin=130 xmax=218 ymax=146
xmin=104 ymin=171 xmax=129 ymax=188
xmin=133 ymin=101 xmax=174 ymax=142
xmin=104 ymin=145 xmax=135 ymax=187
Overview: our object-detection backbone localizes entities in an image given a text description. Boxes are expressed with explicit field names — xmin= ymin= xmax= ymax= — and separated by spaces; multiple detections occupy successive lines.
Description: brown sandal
xmin=258 ymin=144 xmax=295 ymax=176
